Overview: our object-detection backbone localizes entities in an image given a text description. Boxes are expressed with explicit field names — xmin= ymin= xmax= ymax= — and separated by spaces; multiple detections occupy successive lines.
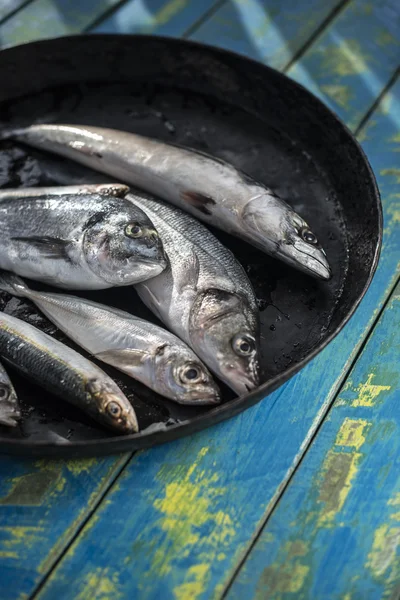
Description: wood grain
xmin=227 ymin=279 xmax=400 ymax=599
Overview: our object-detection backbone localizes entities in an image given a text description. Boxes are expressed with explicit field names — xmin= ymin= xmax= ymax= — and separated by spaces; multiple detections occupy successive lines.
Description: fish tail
xmin=0 ymin=270 xmax=29 ymax=297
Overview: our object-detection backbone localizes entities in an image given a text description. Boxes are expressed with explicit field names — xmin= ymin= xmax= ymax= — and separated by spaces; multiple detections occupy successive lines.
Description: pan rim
xmin=0 ymin=34 xmax=382 ymax=456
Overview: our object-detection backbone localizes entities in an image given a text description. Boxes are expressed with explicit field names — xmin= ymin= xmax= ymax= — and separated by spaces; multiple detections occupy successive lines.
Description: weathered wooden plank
xmin=33 ymin=75 xmax=400 ymax=599
xmin=287 ymin=0 xmax=400 ymax=129
xmin=0 ymin=0 xmax=31 ymax=23
xmin=227 ymin=279 xmax=400 ymax=600
xmin=192 ymin=0 xmax=400 ymax=130
xmin=0 ymin=454 xmax=130 ymax=600
xmin=191 ymin=0 xmax=342 ymax=70
xmin=0 ymin=0 xmax=123 ymax=47
xmin=90 ymin=0 xmax=220 ymax=36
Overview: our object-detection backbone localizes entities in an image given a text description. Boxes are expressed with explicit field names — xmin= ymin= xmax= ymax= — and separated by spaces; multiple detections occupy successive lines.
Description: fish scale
xmin=0 ymin=312 xmax=138 ymax=432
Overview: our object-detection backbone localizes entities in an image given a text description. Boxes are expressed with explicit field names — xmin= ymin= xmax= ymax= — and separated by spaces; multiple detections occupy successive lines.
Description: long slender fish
xmin=0 ymin=272 xmax=221 ymax=405
xmin=128 ymin=193 xmax=260 ymax=396
xmin=8 ymin=124 xmax=331 ymax=280
xmin=0 ymin=185 xmax=167 ymax=289
xmin=0 ymin=360 xmax=21 ymax=427
xmin=0 ymin=312 xmax=138 ymax=433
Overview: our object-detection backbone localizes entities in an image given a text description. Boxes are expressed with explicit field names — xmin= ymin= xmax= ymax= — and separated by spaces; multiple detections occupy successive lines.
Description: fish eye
xmin=106 ymin=401 xmax=122 ymax=418
xmin=0 ymin=385 xmax=10 ymax=400
xmin=300 ymin=228 xmax=318 ymax=245
xmin=180 ymin=364 xmax=202 ymax=384
xmin=125 ymin=223 xmax=143 ymax=238
xmin=232 ymin=334 xmax=254 ymax=356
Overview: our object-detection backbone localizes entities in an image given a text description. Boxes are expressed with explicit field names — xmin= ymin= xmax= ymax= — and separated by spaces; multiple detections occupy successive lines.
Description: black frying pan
xmin=0 ymin=35 xmax=381 ymax=457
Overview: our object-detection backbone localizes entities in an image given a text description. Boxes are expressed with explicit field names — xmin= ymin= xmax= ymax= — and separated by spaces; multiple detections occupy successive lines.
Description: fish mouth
xmin=119 ymin=408 xmax=139 ymax=434
xmin=279 ymin=240 xmax=332 ymax=281
xmin=0 ymin=407 xmax=21 ymax=428
xmin=178 ymin=386 xmax=221 ymax=406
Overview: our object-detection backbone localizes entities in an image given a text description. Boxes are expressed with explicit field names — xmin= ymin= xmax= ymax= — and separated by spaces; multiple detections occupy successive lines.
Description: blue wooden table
xmin=0 ymin=1 xmax=399 ymax=599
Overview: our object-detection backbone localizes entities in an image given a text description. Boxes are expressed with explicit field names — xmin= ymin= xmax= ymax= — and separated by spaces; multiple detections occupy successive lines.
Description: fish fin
xmin=0 ymin=270 xmax=29 ymax=298
xmin=95 ymin=348 xmax=150 ymax=368
xmin=80 ymin=184 xmax=130 ymax=198
xmin=180 ymin=191 xmax=216 ymax=216
xmin=137 ymin=284 xmax=164 ymax=322
xmin=11 ymin=236 xmax=74 ymax=263
xmin=180 ymin=248 xmax=200 ymax=293
xmin=97 ymin=184 xmax=130 ymax=198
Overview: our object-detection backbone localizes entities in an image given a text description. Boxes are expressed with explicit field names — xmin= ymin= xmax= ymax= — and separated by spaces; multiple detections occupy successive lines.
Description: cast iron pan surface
xmin=0 ymin=35 xmax=381 ymax=456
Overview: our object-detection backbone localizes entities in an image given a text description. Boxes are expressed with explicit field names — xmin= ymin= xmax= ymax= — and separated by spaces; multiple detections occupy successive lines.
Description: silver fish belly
xmin=0 ymin=312 xmax=138 ymax=433
xmin=0 ymin=360 xmax=21 ymax=427
xmin=0 ymin=272 xmax=221 ymax=405
xmin=0 ymin=188 xmax=167 ymax=289
xmin=9 ymin=123 xmax=331 ymax=280
xmin=129 ymin=193 xmax=260 ymax=396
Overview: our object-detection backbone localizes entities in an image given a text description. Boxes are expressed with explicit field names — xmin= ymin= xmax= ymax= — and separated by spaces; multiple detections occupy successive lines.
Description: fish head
xmin=83 ymin=203 xmax=167 ymax=285
xmin=190 ymin=289 xmax=260 ymax=396
xmin=242 ymin=194 xmax=331 ymax=280
xmin=0 ymin=382 xmax=21 ymax=427
xmin=85 ymin=378 xmax=138 ymax=434
xmin=153 ymin=343 xmax=221 ymax=405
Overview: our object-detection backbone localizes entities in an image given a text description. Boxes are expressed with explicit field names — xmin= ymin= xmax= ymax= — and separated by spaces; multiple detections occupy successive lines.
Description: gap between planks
xmin=283 ymin=0 xmax=352 ymax=73
xmin=28 ymin=453 xmax=134 ymax=600
xmin=219 ymin=270 xmax=400 ymax=599
xmin=0 ymin=0 xmax=35 ymax=26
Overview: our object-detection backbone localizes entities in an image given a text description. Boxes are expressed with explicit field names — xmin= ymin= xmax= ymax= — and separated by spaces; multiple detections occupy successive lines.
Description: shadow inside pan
xmin=0 ymin=36 xmax=380 ymax=456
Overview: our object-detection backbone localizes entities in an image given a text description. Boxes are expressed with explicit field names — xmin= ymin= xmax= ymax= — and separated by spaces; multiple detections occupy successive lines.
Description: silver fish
xmin=0 ymin=311 xmax=138 ymax=433
xmin=8 ymin=124 xmax=331 ymax=280
xmin=129 ymin=193 xmax=260 ymax=396
xmin=0 ymin=272 xmax=221 ymax=405
xmin=0 ymin=360 xmax=21 ymax=427
xmin=0 ymin=186 xmax=167 ymax=289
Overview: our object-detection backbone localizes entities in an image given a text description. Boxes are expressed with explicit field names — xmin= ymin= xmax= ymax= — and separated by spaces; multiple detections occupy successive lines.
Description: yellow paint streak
xmin=381 ymin=168 xmax=400 ymax=183
xmin=367 ymin=524 xmax=400 ymax=577
xmin=146 ymin=446 xmax=235 ymax=599
xmin=75 ymin=568 xmax=122 ymax=600
xmin=0 ymin=551 xmax=18 ymax=558
xmin=318 ymin=451 xmax=361 ymax=526
xmin=321 ymin=84 xmax=352 ymax=108
xmin=0 ymin=526 xmax=45 ymax=551
xmin=66 ymin=458 xmax=100 ymax=476
xmin=390 ymin=513 xmax=400 ymax=522
xmin=388 ymin=493 xmax=400 ymax=506
xmin=154 ymin=0 xmax=187 ymax=26
xmin=352 ymin=373 xmax=391 ymax=407
xmin=335 ymin=418 xmax=370 ymax=450
xmin=318 ymin=40 xmax=369 ymax=77
xmin=173 ymin=564 xmax=209 ymax=600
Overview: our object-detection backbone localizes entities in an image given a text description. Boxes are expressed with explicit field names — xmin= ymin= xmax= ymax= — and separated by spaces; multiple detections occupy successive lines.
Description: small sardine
xmin=0 ymin=360 xmax=21 ymax=427
xmin=0 ymin=185 xmax=167 ymax=289
xmin=0 ymin=272 xmax=221 ymax=405
xmin=0 ymin=312 xmax=138 ymax=433
xmin=130 ymin=193 xmax=261 ymax=396
xmin=8 ymin=124 xmax=331 ymax=280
